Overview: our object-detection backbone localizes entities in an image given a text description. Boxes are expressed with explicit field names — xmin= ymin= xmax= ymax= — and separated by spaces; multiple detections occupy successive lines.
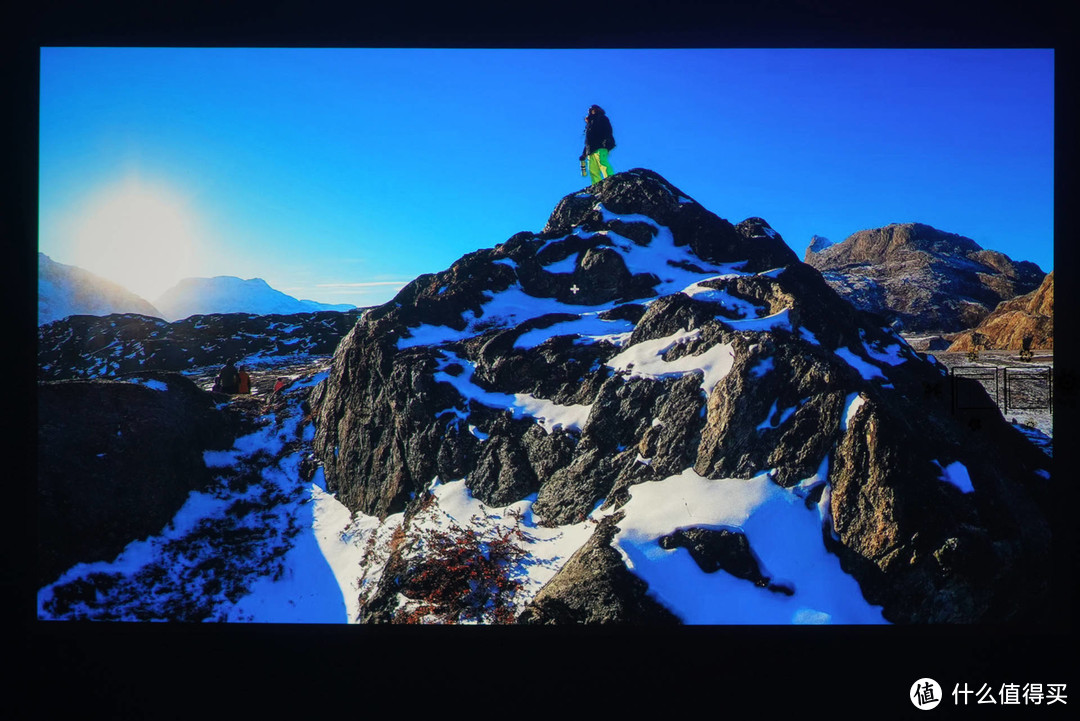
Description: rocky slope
xmin=37 ymin=306 xmax=365 ymax=590
xmin=154 ymin=276 xmax=355 ymax=321
xmin=37 ymin=371 xmax=252 ymax=588
xmin=36 ymin=359 xmax=336 ymax=621
xmin=804 ymin=223 xmax=1045 ymax=334
xmin=38 ymin=252 xmax=162 ymax=324
xmin=38 ymin=308 xmax=365 ymax=381
xmin=946 ymin=271 xmax=1053 ymax=352
xmin=309 ymin=168 xmax=1054 ymax=624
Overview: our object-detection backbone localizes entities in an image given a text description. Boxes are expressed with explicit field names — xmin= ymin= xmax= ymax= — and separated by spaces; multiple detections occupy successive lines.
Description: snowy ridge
xmin=154 ymin=275 xmax=355 ymax=322
xmin=38 ymin=252 xmax=162 ymax=324
xmin=400 ymin=205 xmax=759 ymax=350
xmin=38 ymin=309 xmax=364 ymax=382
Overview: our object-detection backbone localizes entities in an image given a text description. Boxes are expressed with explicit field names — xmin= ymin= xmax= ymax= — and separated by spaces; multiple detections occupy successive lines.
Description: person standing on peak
xmin=579 ymin=105 xmax=616 ymax=185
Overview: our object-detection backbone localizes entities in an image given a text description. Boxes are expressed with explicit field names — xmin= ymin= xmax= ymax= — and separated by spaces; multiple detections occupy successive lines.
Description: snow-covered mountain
xmin=805 ymin=234 xmax=834 ymax=255
xmin=38 ymin=252 xmax=162 ymax=325
xmin=153 ymin=275 xmax=355 ymax=321
xmin=310 ymin=169 xmax=1054 ymax=624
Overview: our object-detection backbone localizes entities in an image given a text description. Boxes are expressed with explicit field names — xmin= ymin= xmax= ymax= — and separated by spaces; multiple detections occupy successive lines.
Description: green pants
xmin=588 ymin=148 xmax=614 ymax=184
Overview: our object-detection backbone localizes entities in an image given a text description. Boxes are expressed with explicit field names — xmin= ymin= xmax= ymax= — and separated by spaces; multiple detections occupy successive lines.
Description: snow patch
xmin=750 ymin=357 xmax=774 ymax=378
xmin=608 ymin=468 xmax=886 ymax=624
xmin=757 ymin=400 xmax=797 ymax=432
xmin=934 ymin=460 xmax=974 ymax=494
xmin=841 ymin=393 xmax=866 ymax=431
xmin=726 ymin=307 xmax=793 ymax=333
xmin=513 ymin=312 xmax=636 ymax=350
xmin=834 ymin=347 xmax=886 ymax=380
xmin=398 ymin=285 xmax=602 ymax=350
xmin=542 ymin=254 xmax=578 ymax=274
xmin=128 ymin=378 xmax=168 ymax=392
xmin=606 ymin=328 xmax=736 ymax=394
xmin=435 ymin=351 xmax=592 ymax=433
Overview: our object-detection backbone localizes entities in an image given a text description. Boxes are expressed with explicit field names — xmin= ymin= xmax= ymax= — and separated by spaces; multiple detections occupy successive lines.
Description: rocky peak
xmin=809 ymin=223 xmax=982 ymax=267
xmin=805 ymin=235 xmax=834 ymax=256
xmin=804 ymin=222 xmax=1045 ymax=333
xmin=309 ymin=169 xmax=1053 ymax=623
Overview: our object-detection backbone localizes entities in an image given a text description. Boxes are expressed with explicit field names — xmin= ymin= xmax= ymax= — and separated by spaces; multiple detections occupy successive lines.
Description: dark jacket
xmin=582 ymin=113 xmax=616 ymax=157
xmin=213 ymin=362 xmax=240 ymax=394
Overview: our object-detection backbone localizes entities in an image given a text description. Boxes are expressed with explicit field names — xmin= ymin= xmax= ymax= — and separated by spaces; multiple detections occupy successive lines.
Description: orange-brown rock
xmin=946 ymin=271 xmax=1053 ymax=352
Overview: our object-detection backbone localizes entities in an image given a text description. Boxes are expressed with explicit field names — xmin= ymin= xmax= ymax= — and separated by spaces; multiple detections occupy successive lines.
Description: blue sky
xmin=38 ymin=47 xmax=1054 ymax=307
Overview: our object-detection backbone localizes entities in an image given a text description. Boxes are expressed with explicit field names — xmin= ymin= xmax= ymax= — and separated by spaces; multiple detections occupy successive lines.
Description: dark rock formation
xmin=804 ymin=223 xmax=1045 ymax=334
xmin=657 ymin=527 xmax=793 ymax=594
xmin=946 ymin=271 xmax=1053 ymax=352
xmin=518 ymin=513 xmax=681 ymax=624
xmin=37 ymin=372 xmax=248 ymax=587
xmin=38 ymin=309 xmax=365 ymax=381
xmin=310 ymin=169 xmax=1054 ymax=623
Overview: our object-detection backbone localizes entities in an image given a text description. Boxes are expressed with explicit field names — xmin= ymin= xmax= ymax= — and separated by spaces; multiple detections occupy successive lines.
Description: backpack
xmin=600 ymin=115 xmax=615 ymax=151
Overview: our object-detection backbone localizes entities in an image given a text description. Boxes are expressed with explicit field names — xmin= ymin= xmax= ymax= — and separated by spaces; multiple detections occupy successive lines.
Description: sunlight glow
xmin=63 ymin=176 xmax=204 ymax=301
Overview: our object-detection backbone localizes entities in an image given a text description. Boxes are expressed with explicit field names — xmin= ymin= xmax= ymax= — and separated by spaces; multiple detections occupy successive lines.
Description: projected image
xmin=38 ymin=48 xmax=1054 ymax=624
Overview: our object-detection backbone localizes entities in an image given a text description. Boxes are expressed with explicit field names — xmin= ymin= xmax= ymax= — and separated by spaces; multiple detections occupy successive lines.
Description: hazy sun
xmin=64 ymin=176 xmax=204 ymax=301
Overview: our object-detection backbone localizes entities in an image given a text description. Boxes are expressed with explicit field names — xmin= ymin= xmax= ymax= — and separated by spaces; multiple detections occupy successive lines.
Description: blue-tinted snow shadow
xmin=622 ymin=488 xmax=887 ymax=625
xmin=226 ymin=484 xmax=348 ymax=623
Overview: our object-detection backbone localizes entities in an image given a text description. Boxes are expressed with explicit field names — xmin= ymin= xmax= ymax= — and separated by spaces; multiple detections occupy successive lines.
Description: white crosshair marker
xmin=570 ymin=284 xmax=580 ymax=294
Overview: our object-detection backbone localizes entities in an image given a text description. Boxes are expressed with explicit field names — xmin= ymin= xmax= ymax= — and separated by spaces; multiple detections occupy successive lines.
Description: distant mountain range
xmin=152 ymin=276 xmax=355 ymax=321
xmin=38 ymin=253 xmax=162 ymax=324
xmin=803 ymin=224 xmax=1045 ymax=334
xmin=38 ymin=253 xmax=356 ymax=324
